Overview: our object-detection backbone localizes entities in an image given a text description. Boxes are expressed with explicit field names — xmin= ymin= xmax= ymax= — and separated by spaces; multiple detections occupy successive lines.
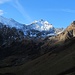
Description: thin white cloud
xmin=12 ymin=0 xmax=32 ymax=23
xmin=0 ymin=0 xmax=11 ymax=4
xmin=43 ymin=8 xmax=75 ymax=13
xmin=0 ymin=0 xmax=32 ymax=23
xmin=43 ymin=8 xmax=59 ymax=12
xmin=61 ymin=9 xmax=75 ymax=13
xmin=0 ymin=10 xmax=4 ymax=15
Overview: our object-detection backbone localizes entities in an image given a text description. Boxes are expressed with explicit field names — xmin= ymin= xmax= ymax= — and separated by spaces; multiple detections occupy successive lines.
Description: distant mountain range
xmin=0 ymin=16 xmax=64 ymax=38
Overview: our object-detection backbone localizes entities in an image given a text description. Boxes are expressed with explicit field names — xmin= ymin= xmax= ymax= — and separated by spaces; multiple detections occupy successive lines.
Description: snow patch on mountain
xmin=0 ymin=16 xmax=25 ymax=29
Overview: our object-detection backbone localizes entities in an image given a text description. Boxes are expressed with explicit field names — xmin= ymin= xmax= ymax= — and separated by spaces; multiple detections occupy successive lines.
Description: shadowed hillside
xmin=0 ymin=37 xmax=75 ymax=75
xmin=0 ymin=21 xmax=75 ymax=75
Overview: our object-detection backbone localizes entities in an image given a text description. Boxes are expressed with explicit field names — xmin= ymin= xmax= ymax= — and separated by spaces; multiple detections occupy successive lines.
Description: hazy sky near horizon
xmin=0 ymin=0 xmax=75 ymax=28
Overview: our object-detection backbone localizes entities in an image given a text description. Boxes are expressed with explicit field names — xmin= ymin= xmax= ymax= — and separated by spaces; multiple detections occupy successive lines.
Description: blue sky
xmin=0 ymin=0 xmax=75 ymax=28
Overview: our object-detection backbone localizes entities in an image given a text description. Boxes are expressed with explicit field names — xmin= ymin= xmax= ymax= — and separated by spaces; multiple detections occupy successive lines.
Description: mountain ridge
xmin=0 ymin=16 xmax=64 ymax=38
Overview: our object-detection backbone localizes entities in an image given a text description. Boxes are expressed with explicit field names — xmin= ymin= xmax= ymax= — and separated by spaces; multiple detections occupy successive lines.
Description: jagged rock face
xmin=65 ymin=21 xmax=75 ymax=38
xmin=56 ymin=21 xmax=75 ymax=41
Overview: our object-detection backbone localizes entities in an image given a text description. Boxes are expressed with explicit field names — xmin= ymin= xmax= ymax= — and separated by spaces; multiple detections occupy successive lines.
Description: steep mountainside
xmin=0 ymin=17 xmax=75 ymax=75
xmin=0 ymin=33 xmax=75 ymax=75
xmin=0 ymin=21 xmax=74 ymax=66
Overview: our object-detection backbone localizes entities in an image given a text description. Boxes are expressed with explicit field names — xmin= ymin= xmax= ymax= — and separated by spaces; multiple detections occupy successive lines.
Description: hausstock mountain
xmin=0 ymin=16 xmax=75 ymax=75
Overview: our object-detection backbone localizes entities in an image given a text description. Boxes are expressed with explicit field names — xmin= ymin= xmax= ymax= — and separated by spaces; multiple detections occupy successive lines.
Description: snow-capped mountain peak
xmin=29 ymin=19 xmax=53 ymax=31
